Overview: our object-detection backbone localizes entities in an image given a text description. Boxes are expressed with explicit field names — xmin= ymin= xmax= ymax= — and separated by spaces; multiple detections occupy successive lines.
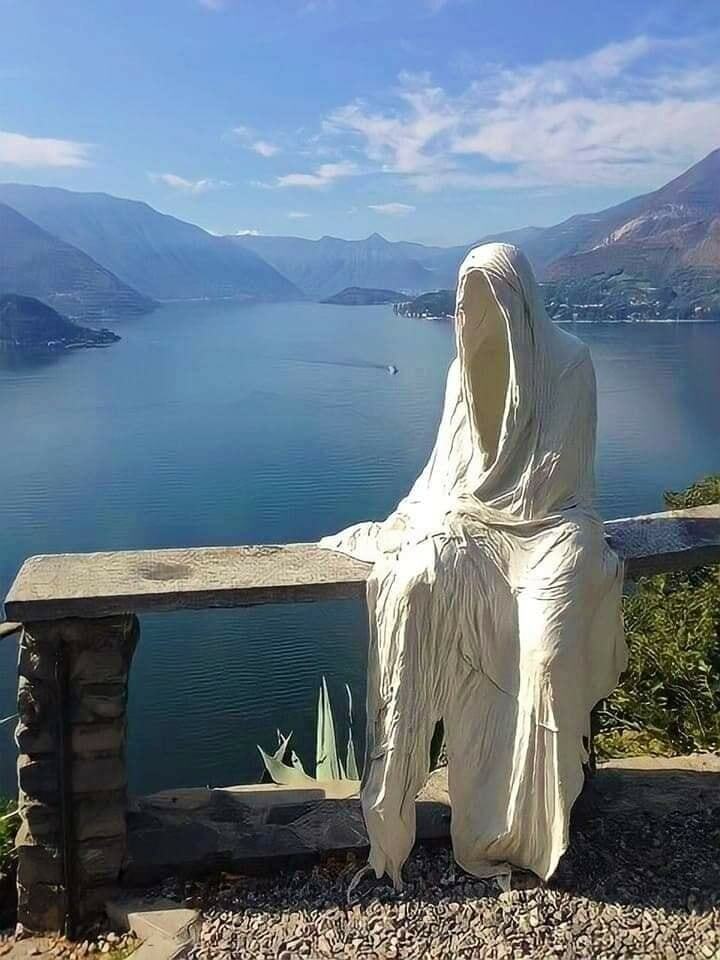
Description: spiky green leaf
xmin=257 ymin=732 xmax=318 ymax=789
xmin=316 ymin=676 xmax=342 ymax=780
xmin=345 ymin=684 xmax=360 ymax=780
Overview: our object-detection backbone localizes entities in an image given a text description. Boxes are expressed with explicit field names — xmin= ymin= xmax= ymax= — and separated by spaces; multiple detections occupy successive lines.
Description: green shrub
xmin=597 ymin=475 xmax=720 ymax=757
xmin=0 ymin=797 xmax=18 ymax=873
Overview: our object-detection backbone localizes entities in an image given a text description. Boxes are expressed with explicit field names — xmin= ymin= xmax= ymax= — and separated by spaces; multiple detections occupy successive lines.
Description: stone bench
xmin=3 ymin=505 xmax=720 ymax=935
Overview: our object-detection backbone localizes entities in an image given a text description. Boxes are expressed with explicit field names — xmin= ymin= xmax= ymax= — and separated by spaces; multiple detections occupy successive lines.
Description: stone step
xmin=105 ymin=898 xmax=199 ymax=960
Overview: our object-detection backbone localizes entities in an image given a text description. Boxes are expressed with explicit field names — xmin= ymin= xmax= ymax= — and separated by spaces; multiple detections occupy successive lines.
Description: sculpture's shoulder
xmin=552 ymin=325 xmax=592 ymax=376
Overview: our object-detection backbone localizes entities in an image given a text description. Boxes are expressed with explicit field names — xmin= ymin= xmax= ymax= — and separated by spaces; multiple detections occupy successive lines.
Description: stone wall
xmin=14 ymin=615 xmax=138 ymax=935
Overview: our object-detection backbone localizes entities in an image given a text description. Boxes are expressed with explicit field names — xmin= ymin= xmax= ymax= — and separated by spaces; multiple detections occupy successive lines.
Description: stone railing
xmin=2 ymin=504 xmax=720 ymax=935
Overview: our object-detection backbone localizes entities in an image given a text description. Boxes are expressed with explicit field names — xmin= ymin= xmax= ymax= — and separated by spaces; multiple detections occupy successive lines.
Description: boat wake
xmin=292 ymin=358 xmax=398 ymax=374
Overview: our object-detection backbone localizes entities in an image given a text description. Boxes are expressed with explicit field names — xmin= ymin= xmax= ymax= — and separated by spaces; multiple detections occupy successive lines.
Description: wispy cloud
xmin=324 ymin=36 xmax=720 ymax=191
xmin=236 ymin=228 xmax=261 ymax=235
xmin=150 ymin=172 xmax=229 ymax=194
xmin=232 ymin=125 xmax=280 ymax=157
xmin=253 ymin=140 xmax=279 ymax=158
xmin=275 ymin=160 xmax=358 ymax=188
xmin=0 ymin=130 xmax=91 ymax=168
xmin=198 ymin=0 xmax=226 ymax=9
xmin=368 ymin=202 xmax=416 ymax=215
xmin=288 ymin=211 xmax=310 ymax=219
xmin=327 ymin=76 xmax=456 ymax=179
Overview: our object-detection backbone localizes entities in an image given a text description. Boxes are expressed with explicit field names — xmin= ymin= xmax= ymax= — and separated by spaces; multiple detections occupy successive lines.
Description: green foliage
xmin=543 ymin=270 xmax=720 ymax=323
xmin=0 ymin=797 xmax=18 ymax=874
xmin=665 ymin=475 xmax=720 ymax=510
xmin=597 ymin=475 xmax=720 ymax=757
xmin=394 ymin=289 xmax=455 ymax=319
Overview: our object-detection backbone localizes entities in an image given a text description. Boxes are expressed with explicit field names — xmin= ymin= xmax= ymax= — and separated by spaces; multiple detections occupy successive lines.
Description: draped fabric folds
xmin=320 ymin=243 xmax=627 ymax=886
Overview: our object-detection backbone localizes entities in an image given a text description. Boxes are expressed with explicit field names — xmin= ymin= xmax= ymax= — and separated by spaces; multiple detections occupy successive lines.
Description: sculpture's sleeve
xmin=319 ymin=359 xmax=464 ymax=562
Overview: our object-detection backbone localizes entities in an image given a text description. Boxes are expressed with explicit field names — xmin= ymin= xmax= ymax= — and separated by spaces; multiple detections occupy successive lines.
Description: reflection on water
xmin=0 ymin=349 xmax=69 ymax=373
xmin=1 ymin=301 xmax=718 ymax=794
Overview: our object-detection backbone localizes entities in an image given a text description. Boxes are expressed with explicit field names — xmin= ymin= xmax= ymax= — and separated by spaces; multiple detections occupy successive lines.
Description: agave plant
xmin=258 ymin=677 xmax=360 ymax=798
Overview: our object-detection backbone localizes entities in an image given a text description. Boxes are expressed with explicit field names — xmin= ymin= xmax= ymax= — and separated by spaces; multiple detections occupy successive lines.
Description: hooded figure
xmin=321 ymin=243 xmax=627 ymax=886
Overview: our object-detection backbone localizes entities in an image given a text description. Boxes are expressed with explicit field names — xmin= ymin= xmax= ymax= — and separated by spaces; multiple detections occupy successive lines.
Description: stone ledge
xmin=6 ymin=506 xmax=720 ymax=620
xmin=123 ymin=774 xmax=449 ymax=887
xmin=122 ymin=754 xmax=720 ymax=889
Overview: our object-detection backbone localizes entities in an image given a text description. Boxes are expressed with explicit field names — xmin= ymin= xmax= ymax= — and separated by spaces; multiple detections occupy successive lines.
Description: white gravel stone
xmin=175 ymin=804 xmax=720 ymax=960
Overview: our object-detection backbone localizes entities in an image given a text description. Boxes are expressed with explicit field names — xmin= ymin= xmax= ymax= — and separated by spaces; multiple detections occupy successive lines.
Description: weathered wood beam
xmin=4 ymin=505 xmax=719 ymax=621
xmin=0 ymin=621 xmax=22 ymax=640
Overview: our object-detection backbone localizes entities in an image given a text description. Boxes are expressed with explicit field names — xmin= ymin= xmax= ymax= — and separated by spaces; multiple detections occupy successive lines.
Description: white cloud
xmin=232 ymin=126 xmax=280 ymax=157
xmin=0 ymin=130 xmax=91 ymax=168
xmin=150 ymin=172 xmax=229 ymax=194
xmin=287 ymin=211 xmax=310 ymax=219
xmin=276 ymin=160 xmax=358 ymax=188
xmin=368 ymin=202 xmax=416 ymax=215
xmin=252 ymin=140 xmax=279 ymax=157
xmin=236 ymin=228 xmax=261 ymax=235
xmin=327 ymin=76 xmax=456 ymax=178
xmin=324 ymin=36 xmax=720 ymax=192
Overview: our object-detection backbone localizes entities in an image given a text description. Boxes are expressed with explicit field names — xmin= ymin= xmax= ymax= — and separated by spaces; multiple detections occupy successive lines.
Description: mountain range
xmin=0 ymin=148 xmax=718 ymax=321
xmin=0 ymin=183 xmax=300 ymax=307
xmin=233 ymin=232 xmax=458 ymax=300
xmin=0 ymin=201 xmax=153 ymax=320
xmin=496 ymin=147 xmax=720 ymax=283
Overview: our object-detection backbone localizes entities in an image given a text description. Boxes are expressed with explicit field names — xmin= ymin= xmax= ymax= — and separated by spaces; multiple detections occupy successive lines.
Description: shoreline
xmin=397 ymin=313 xmax=720 ymax=326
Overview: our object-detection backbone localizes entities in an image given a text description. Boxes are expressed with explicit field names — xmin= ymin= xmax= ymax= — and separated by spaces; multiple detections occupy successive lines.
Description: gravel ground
xmin=0 ymin=928 xmax=139 ymax=959
xmin=0 ymin=930 xmax=139 ymax=959
xmin=183 ymin=803 xmax=720 ymax=960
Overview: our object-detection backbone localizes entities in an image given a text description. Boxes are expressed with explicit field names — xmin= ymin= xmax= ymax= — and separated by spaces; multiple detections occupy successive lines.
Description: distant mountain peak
xmin=364 ymin=232 xmax=393 ymax=248
xmin=651 ymin=147 xmax=720 ymax=210
xmin=234 ymin=231 xmax=457 ymax=299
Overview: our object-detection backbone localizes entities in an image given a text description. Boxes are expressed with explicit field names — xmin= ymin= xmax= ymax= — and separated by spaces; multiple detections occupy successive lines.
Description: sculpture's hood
xmin=451 ymin=243 xmax=593 ymax=522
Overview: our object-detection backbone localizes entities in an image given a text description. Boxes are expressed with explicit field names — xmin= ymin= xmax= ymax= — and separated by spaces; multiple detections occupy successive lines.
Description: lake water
xmin=1 ymin=302 xmax=719 ymax=796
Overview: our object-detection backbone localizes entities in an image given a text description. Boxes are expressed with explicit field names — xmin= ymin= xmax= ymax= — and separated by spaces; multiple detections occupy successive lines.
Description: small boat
xmin=387 ymin=365 xmax=398 ymax=375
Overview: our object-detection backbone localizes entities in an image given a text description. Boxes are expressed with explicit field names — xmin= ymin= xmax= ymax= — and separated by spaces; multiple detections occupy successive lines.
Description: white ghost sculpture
xmin=321 ymin=242 xmax=627 ymax=887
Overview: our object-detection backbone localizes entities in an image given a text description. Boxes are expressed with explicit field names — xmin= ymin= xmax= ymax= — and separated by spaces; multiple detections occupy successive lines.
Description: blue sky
xmin=2 ymin=0 xmax=720 ymax=244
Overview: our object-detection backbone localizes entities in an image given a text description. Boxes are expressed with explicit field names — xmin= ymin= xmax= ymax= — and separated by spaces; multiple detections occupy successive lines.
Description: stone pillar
xmin=15 ymin=615 xmax=138 ymax=935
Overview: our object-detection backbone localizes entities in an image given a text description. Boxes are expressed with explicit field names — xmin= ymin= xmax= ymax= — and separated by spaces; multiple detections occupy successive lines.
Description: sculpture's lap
xmin=363 ymin=512 xmax=619 ymax=880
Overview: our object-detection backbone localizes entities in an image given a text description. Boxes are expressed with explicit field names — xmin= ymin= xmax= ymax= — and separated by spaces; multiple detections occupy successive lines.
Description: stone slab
xmin=122 ymin=755 xmax=719 ymax=888
xmin=123 ymin=771 xmax=448 ymax=886
xmin=5 ymin=506 xmax=720 ymax=620
xmin=106 ymin=897 xmax=199 ymax=943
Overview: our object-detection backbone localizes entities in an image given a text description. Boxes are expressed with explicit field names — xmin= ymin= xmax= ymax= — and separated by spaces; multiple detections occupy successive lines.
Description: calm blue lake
xmin=1 ymin=302 xmax=719 ymax=795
